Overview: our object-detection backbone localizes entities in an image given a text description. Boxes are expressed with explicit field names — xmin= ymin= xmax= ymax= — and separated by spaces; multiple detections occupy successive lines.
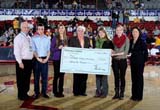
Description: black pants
xmin=16 ymin=60 xmax=32 ymax=99
xmin=131 ymin=62 xmax=144 ymax=100
xmin=73 ymin=74 xmax=88 ymax=95
xmin=53 ymin=60 xmax=65 ymax=95
xmin=112 ymin=59 xmax=127 ymax=88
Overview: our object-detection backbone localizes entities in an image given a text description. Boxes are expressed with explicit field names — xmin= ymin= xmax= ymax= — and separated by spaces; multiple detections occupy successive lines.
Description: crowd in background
xmin=0 ymin=14 xmax=160 ymax=55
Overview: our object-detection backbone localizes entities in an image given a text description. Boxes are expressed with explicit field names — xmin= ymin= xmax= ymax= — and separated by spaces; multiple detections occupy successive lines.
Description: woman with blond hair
xmin=51 ymin=24 xmax=68 ymax=97
xmin=112 ymin=24 xmax=129 ymax=100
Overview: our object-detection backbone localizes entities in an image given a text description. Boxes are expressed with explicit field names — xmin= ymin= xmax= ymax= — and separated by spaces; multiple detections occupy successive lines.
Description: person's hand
xmin=37 ymin=57 xmax=43 ymax=63
xmin=42 ymin=58 xmax=48 ymax=64
xmin=127 ymin=53 xmax=131 ymax=57
xmin=58 ymin=45 xmax=63 ymax=49
xmin=19 ymin=63 xmax=24 ymax=69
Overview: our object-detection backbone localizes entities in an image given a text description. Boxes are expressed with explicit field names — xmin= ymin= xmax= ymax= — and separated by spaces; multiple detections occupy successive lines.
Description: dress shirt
xmin=14 ymin=32 xmax=33 ymax=64
xmin=32 ymin=35 xmax=51 ymax=57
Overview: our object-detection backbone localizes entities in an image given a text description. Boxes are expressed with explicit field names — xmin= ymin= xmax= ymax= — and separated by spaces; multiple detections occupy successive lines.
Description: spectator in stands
xmin=69 ymin=26 xmax=90 ymax=96
xmin=43 ymin=15 xmax=48 ymax=28
xmin=97 ymin=18 xmax=104 ymax=26
xmin=67 ymin=24 xmax=73 ymax=38
xmin=105 ymin=0 xmax=112 ymax=9
xmin=13 ymin=21 xmax=33 ymax=100
xmin=57 ymin=0 xmax=64 ymax=9
xmin=153 ymin=26 xmax=160 ymax=37
xmin=40 ymin=0 xmax=46 ymax=9
xmin=77 ymin=0 xmax=82 ymax=9
xmin=0 ymin=34 xmax=7 ymax=46
xmin=72 ymin=0 xmax=78 ymax=9
xmin=91 ymin=30 xmax=97 ymax=48
xmin=112 ymin=24 xmax=129 ymax=100
xmin=18 ymin=15 xmax=24 ymax=28
xmin=36 ymin=16 xmax=43 ymax=25
xmin=141 ymin=28 xmax=148 ymax=43
xmin=84 ymin=16 xmax=92 ymax=23
xmin=133 ymin=16 xmax=140 ymax=23
xmin=119 ymin=11 xmax=124 ymax=24
xmin=111 ymin=10 xmax=119 ymax=29
xmin=46 ymin=29 xmax=52 ymax=40
xmin=67 ymin=24 xmax=73 ymax=33
xmin=32 ymin=23 xmax=51 ymax=99
xmin=94 ymin=26 xmax=113 ymax=98
xmin=53 ymin=28 xmax=59 ymax=37
xmin=155 ymin=34 xmax=160 ymax=51
xmin=50 ymin=22 xmax=56 ymax=29
xmin=14 ymin=0 xmax=19 ymax=8
xmin=115 ymin=0 xmax=122 ymax=9
xmin=123 ymin=10 xmax=130 ymax=25
xmin=86 ymin=24 xmax=93 ymax=36
xmin=129 ymin=27 xmax=148 ymax=101
xmin=51 ymin=24 xmax=67 ymax=97
xmin=73 ymin=16 xmax=79 ymax=23
xmin=13 ymin=18 xmax=20 ymax=33
xmin=140 ymin=16 xmax=146 ymax=23
xmin=146 ymin=34 xmax=155 ymax=45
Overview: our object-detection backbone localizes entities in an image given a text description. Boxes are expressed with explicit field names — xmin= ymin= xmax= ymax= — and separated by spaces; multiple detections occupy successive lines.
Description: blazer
xmin=68 ymin=37 xmax=90 ymax=48
xmin=102 ymin=40 xmax=114 ymax=49
xmin=129 ymin=37 xmax=148 ymax=65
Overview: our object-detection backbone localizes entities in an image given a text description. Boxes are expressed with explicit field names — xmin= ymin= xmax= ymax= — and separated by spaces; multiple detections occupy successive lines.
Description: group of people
xmin=14 ymin=21 xmax=148 ymax=102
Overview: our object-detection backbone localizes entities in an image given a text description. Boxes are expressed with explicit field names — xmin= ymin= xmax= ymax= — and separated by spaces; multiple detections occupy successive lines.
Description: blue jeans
xmin=34 ymin=60 xmax=48 ymax=95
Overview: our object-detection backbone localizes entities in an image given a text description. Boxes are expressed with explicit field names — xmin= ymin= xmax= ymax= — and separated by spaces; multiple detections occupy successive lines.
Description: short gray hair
xmin=77 ymin=25 xmax=86 ymax=32
xmin=20 ymin=21 xmax=28 ymax=29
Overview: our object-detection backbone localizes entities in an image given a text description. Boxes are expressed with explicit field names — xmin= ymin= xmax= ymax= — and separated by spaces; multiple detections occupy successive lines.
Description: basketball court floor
xmin=0 ymin=64 xmax=160 ymax=110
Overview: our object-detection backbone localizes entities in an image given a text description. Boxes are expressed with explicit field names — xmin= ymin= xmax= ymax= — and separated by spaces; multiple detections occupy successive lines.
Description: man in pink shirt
xmin=14 ymin=21 xmax=33 ymax=100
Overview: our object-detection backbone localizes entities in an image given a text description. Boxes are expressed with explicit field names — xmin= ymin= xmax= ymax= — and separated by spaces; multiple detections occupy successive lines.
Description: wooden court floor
xmin=0 ymin=64 xmax=160 ymax=110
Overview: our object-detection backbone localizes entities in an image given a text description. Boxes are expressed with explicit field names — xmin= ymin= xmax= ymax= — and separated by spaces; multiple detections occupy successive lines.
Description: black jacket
xmin=102 ymin=40 xmax=114 ymax=49
xmin=68 ymin=37 xmax=90 ymax=48
xmin=129 ymin=37 xmax=148 ymax=65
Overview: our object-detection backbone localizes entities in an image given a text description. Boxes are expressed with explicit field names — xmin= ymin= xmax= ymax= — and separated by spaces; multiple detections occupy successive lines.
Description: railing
xmin=0 ymin=46 xmax=15 ymax=63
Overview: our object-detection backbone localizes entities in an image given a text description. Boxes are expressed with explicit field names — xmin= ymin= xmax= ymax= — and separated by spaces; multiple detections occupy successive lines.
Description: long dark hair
xmin=97 ymin=26 xmax=110 ymax=41
xmin=131 ymin=26 xmax=142 ymax=40
xmin=56 ymin=24 xmax=68 ymax=47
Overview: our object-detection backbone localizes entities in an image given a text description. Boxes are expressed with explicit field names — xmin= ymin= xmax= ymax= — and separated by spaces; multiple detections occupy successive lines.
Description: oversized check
xmin=60 ymin=47 xmax=111 ymax=75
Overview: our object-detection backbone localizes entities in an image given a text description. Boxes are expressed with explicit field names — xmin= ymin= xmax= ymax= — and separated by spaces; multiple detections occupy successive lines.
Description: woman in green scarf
xmin=94 ymin=26 xmax=114 ymax=98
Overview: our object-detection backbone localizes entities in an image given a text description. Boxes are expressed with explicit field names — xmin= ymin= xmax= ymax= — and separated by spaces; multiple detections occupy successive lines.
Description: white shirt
xmin=14 ymin=32 xmax=33 ymax=64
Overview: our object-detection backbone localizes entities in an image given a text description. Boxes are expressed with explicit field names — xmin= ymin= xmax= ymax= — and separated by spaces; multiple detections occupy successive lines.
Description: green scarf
xmin=96 ymin=38 xmax=107 ymax=48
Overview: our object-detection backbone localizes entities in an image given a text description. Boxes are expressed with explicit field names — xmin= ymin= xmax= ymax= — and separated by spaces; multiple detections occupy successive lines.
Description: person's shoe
xmin=119 ymin=93 xmax=124 ymax=100
xmin=100 ymin=95 xmax=107 ymax=98
xmin=119 ymin=87 xmax=124 ymax=100
xmin=33 ymin=94 xmax=39 ymax=99
xmin=58 ymin=94 xmax=65 ymax=97
xmin=80 ymin=93 xmax=87 ymax=96
xmin=43 ymin=94 xmax=50 ymax=98
xmin=130 ymin=97 xmax=142 ymax=101
xmin=54 ymin=93 xmax=65 ymax=97
xmin=112 ymin=88 xmax=119 ymax=99
xmin=18 ymin=95 xmax=31 ymax=100
xmin=94 ymin=94 xmax=101 ymax=98
xmin=18 ymin=97 xmax=26 ymax=100
xmin=25 ymin=95 xmax=32 ymax=100
xmin=74 ymin=94 xmax=79 ymax=96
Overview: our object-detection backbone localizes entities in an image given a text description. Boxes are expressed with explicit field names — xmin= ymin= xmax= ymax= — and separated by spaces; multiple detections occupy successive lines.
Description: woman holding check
xmin=112 ymin=24 xmax=130 ymax=100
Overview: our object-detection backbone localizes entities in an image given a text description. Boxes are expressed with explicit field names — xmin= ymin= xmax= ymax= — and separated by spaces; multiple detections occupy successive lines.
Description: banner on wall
xmin=0 ymin=9 xmax=159 ymax=16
